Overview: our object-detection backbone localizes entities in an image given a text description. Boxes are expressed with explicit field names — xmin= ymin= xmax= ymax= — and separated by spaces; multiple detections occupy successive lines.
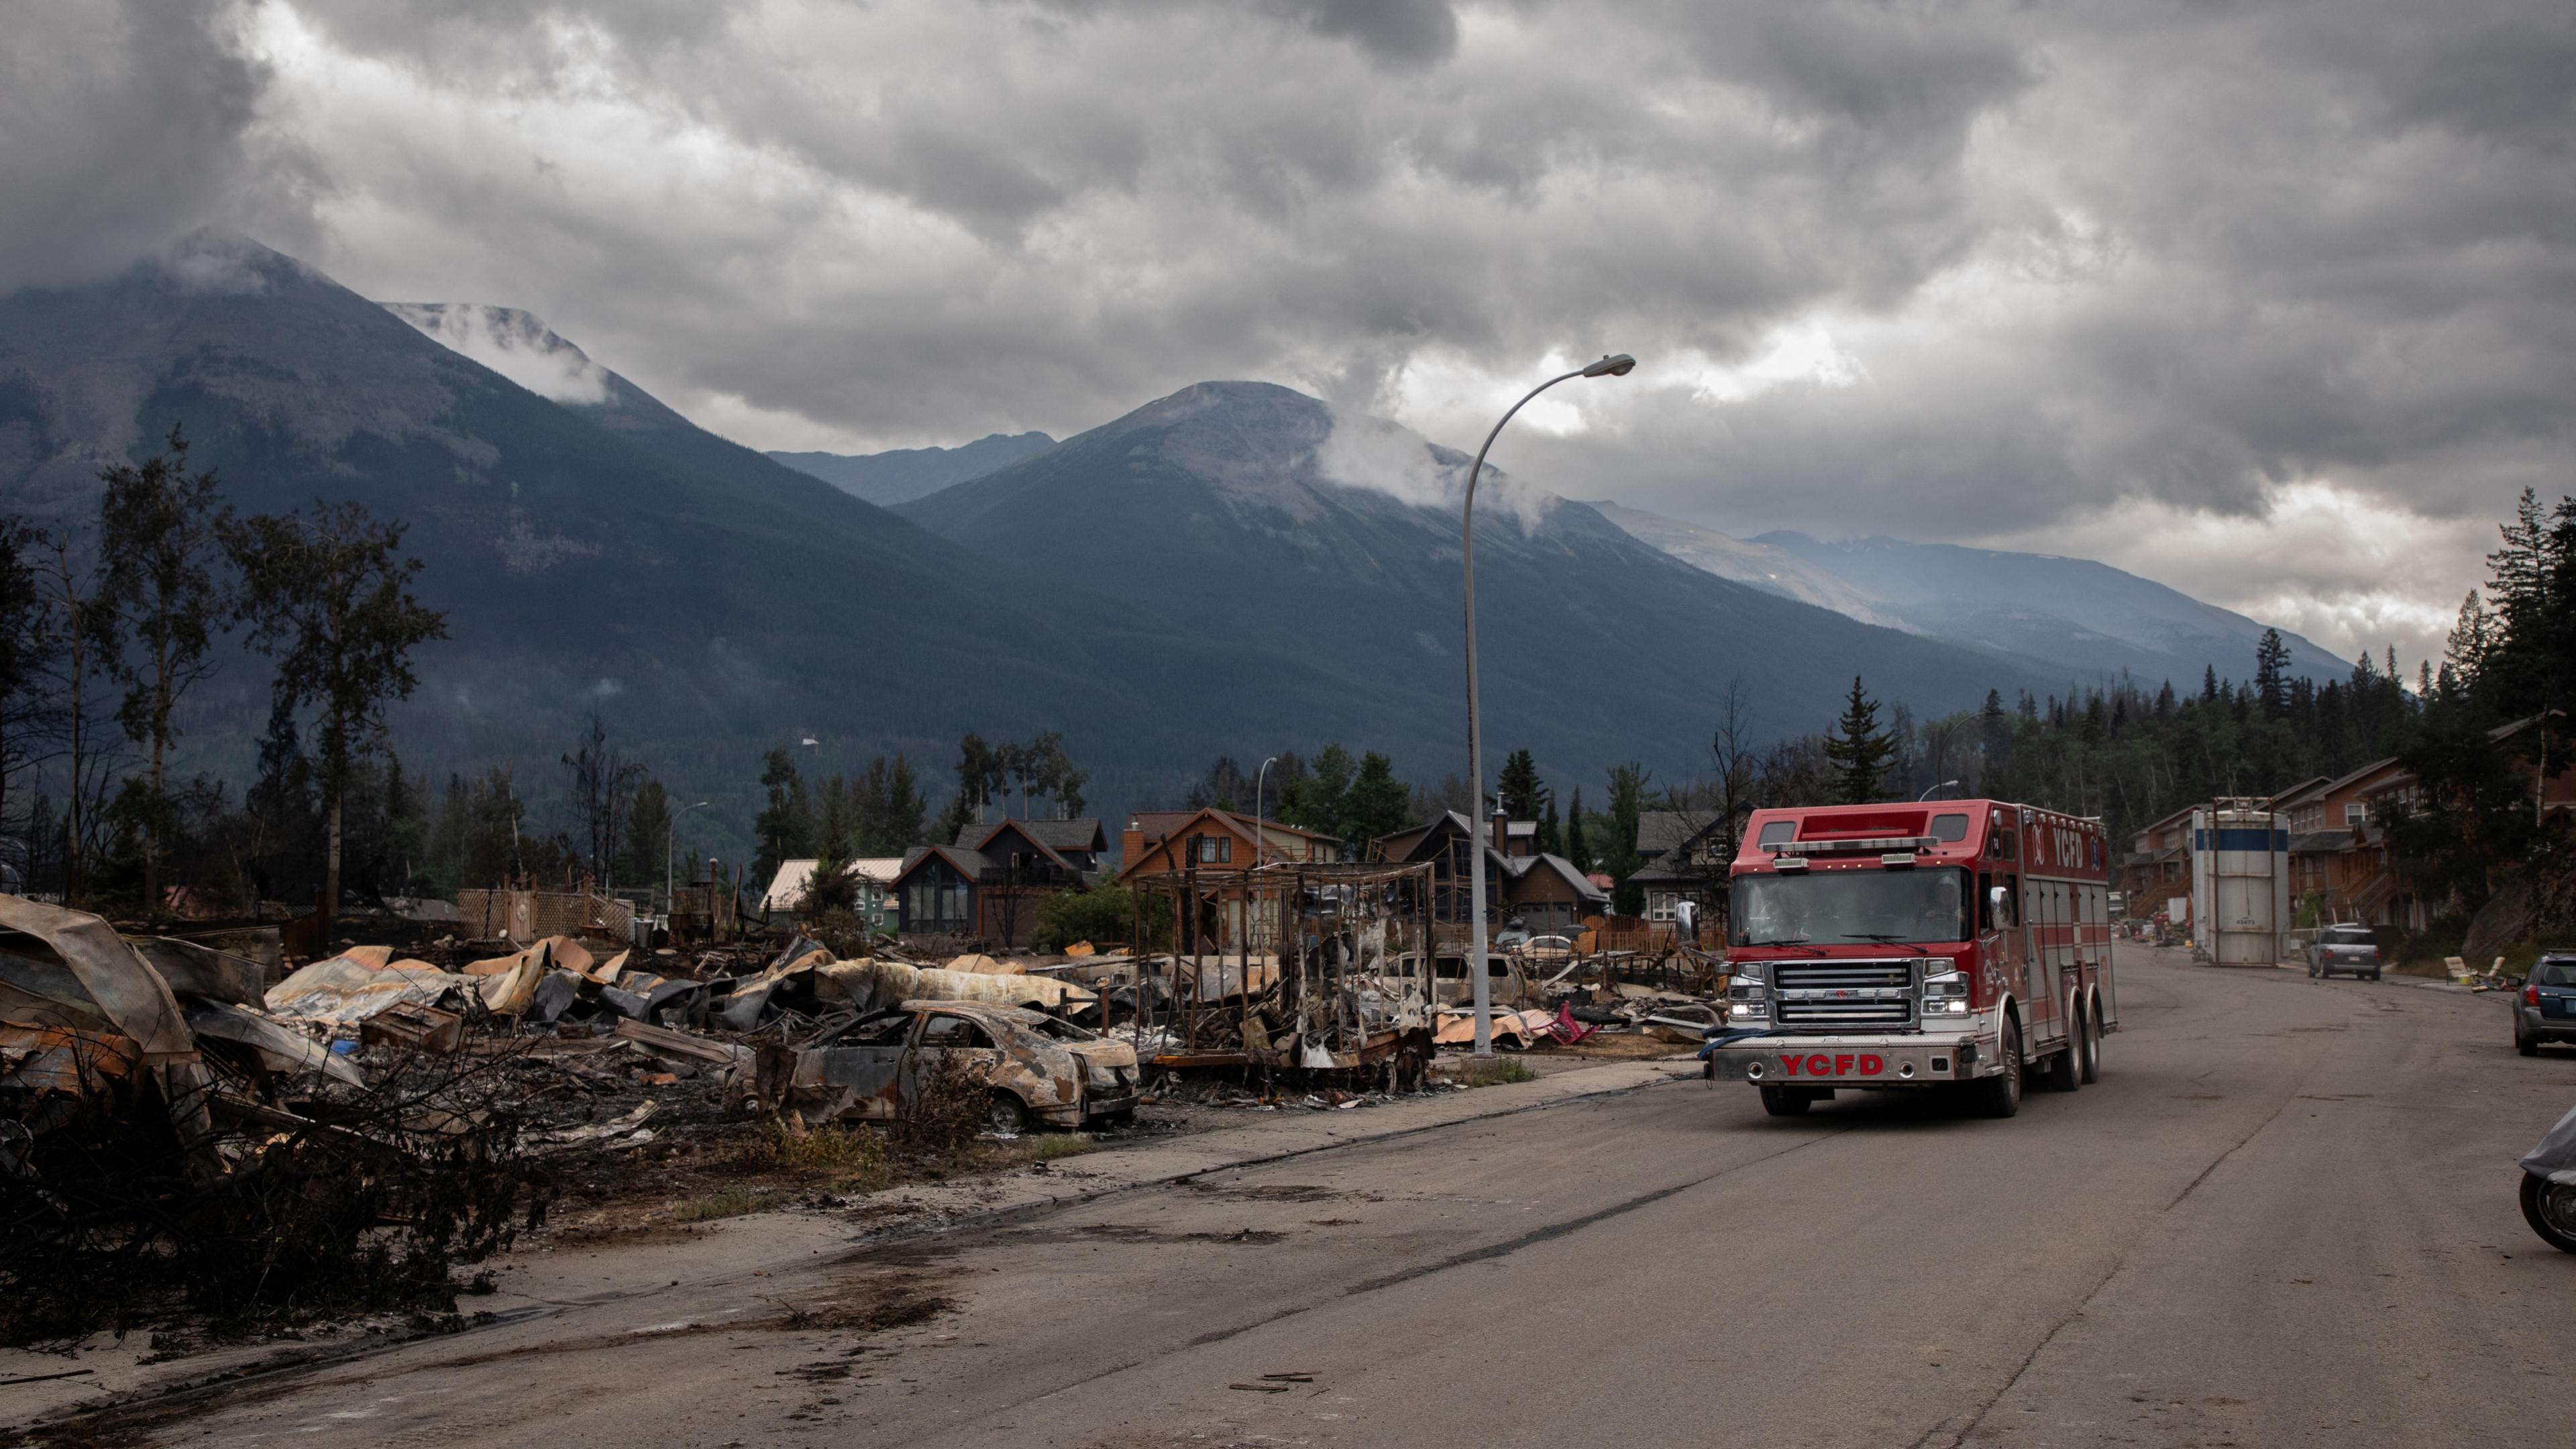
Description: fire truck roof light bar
xmin=1772 ymin=836 xmax=1940 ymax=856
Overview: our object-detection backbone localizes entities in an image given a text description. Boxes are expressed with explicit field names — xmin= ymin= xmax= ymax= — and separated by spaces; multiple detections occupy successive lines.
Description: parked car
xmin=2307 ymin=924 xmax=2382 ymax=980
xmin=1421 ymin=951 xmax=1535 ymax=1008
xmin=2516 ymin=955 xmax=2576 ymax=1057
xmin=792 ymin=1000 xmax=1139 ymax=1132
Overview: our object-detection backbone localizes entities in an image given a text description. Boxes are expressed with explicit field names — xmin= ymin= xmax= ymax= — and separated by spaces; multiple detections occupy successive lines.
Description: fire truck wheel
xmin=2078 ymin=1001 xmax=2102 ymax=1085
xmin=1971 ymin=1018 xmax=2023 ymax=1118
xmin=2041 ymin=1031 xmax=2081 ymax=1092
xmin=1758 ymin=1085 xmax=1813 ymax=1117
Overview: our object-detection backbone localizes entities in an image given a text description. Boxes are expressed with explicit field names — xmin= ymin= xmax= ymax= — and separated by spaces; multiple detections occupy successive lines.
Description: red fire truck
xmin=1701 ymin=800 xmax=2115 ymax=1118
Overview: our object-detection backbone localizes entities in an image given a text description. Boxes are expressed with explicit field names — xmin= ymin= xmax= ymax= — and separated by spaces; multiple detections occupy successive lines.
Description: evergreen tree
xmin=621 ymin=778 xmax=672 ymax=890
xmin=816 ymin=773 xmax=853 ymax=857
xmin=2254 ymin=629 xmax=2290 ymax=716
xmin=2445 ymin=590 xmax=2495 ymax=690
xmin=934 ymin=733 xmax=1003 ymax=844
xmin=1496 ymin=747 xmax=1542 ymax=820
xmin=1281 ymin=742 xmax=1355 ymax=838
xmin=1564 ymin=786 xmax=1590 ymax=872
xmin=1604 ymin=763 xmax=1649 ymax=914
xmin=1537 ymin=795 xmax=1562 ymax=857
xmin=1822 ymin=676 xmax=1896 ymax=804
xmin=753 ymin=746 xmax=815 ymax=881
xmin=854 ymin=754 xmax=927 ymax=854
xmin=1341 ymin=751 xmax=1409 ymax=845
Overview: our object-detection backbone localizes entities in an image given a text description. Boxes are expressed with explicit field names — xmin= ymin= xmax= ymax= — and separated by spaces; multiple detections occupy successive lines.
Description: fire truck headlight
xmin=1732 ymin=961 xmax=1766 ymax=985
xmin=1925 ymin=998 xmax=1970 ymax=1016
xmin=1728 ymin=1001 xmax=1766 ymax=1021
xmin=1921 ymin=973 xmax=1970 ymax=1016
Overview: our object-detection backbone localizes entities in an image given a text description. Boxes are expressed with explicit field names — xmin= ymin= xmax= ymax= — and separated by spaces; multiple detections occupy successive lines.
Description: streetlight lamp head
xmin=1582 ymin=353 xmax=1637 ymax=378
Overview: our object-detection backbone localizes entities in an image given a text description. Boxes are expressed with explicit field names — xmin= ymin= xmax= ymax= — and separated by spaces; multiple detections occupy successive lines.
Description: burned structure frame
xmin=1124 ymin=860 xmax=1438 ymax=1083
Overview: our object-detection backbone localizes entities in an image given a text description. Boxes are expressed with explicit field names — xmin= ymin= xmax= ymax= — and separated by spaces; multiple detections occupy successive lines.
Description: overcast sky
xmin=10 ymin=1 xmax=2572 ymax=671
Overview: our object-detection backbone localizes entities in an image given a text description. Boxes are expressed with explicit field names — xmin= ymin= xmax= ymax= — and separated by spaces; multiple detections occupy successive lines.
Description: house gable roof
xmin=953 ymin=816 xmax=1107 ymax=855
xmin=2132 ymin=804 xmax=2198 ymax=841
xmin=2306 ymin=755 xmax=2404 ymax=803
xmin=1378 ymin=811 xmax=1475 ymax=862
xmin=1115 ymin=807 xmax=1356 ymax=883
xmin=893 ymin=845 xmax=989 ymax=890
xmin=1636 ymin=810 xmax=1723 ymax=858
xmin=1505 ymin=852 xmax=1610 ymax=903
xmin=761 ymin=857 xmax=906 ymax=910
xmin=967 ymin=818 xmax=1076 ymax=873
xmin=1020 ymin=817 xmax=1109 ymax=853
xmin=2266 ymin=775 xmax=2335 ymax=811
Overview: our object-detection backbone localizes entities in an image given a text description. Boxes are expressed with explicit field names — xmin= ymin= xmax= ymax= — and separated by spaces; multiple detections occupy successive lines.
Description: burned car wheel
xmin=2520 ymin=1172 xmax=2576 ymax=1253
xmin=985 ymin=1090 xmax=1032 ymax=1135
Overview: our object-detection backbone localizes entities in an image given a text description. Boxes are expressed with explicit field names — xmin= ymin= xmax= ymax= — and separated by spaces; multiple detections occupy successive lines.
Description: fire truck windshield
xmin=1730 ymin=867 xmax=1972 ymax=947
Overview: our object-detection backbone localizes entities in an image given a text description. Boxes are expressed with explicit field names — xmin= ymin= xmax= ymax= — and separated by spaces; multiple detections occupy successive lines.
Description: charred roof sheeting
xmin=0 ymin=895 xmax=195 ymax=1063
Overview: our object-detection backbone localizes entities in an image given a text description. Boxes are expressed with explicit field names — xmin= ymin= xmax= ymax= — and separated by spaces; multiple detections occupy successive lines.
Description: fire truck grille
xmin=1772 ymin=961 xmax=1914 ymax=1028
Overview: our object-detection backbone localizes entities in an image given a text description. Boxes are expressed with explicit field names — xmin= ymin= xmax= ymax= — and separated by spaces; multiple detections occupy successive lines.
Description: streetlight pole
xmin=1252 ymin=756 xmax=1279 ymax=869
xmin=667 ymin=800 xmax=711 ymax=917
xmin=1461 ymin=354 xmax=1635 ymax=1055
xmin=1919 ymin=780 xmax=1962 ymax=801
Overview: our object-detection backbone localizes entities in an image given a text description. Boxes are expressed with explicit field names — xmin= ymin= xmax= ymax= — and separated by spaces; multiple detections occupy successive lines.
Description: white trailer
xmin=2190 ymin=801 xmax=2290 ymax=967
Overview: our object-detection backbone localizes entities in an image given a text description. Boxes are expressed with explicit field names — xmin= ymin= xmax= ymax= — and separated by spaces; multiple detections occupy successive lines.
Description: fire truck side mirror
xmin=1989 ymin=885 xmax=2012 ymax=925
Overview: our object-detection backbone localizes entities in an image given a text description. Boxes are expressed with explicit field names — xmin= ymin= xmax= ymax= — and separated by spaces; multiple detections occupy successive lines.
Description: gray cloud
xmin=1271 ymin=0 xmax=1459 ymax=68
xmin=0 ymin=0 xmax=298 ymax=289
xmin=7 ymin=0 xmax=2569 ymax=669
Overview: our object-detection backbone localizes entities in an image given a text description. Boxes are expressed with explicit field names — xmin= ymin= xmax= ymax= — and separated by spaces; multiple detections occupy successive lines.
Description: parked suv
xmin=2516 ymin=955 xmax=2576 ymax=1057
xmin=2307 ymin=924 xmax=2382 ymax=981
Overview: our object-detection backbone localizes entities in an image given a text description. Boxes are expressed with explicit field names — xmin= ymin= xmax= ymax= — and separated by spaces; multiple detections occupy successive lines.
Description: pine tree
xmin=1604 ymin=763 xmax=1650 ymax=914
xmin=1538 ymin=795 xmax=1562 ymax=856
xmin=1823 ymin=676 xmax=1896 ymax=804
xmin=2445 ymin=589 xmax=2495 ymax=688
xmin=2254 ymin=629 xmax=2290 ymax=716
xmin=753 ymin=746 xmax=815 ymax=881
xmin=1497 ymin=747 xmax=1542 ymax=820
xmin=1564 ymin=787 xmax=1590 ymax=872
xmin=1341 ymin=751 xmax=1409 ymax=845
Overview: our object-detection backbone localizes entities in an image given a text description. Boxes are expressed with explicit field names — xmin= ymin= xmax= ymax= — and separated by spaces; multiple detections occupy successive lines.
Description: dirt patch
xmin=771 ymin=1269 xmax=957 ymax=1335
xmin=1182 ymin=1181 xmax=1354 ymax=1204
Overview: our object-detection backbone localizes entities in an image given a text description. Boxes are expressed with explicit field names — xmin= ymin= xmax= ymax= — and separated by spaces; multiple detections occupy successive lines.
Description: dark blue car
xmin=2516 ymin=955 xmax=2576 ymax=1057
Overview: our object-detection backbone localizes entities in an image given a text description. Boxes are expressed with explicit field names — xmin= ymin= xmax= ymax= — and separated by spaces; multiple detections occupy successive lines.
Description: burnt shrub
xmin=890 ymin=1051 xmax=989 ymax=1157
xmin=0 ymin=1046 xmax=550 ymax=1348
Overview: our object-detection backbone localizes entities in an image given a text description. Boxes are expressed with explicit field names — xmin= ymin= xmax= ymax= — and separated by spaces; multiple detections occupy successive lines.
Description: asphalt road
xmin=41 ymin=947 xmax=2576 ymax=1448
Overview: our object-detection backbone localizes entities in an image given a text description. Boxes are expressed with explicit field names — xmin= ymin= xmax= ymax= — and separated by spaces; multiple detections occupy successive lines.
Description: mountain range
xmin=1587 ymin=502 xmax=2349 ymax=684
xmin=768 ymin=433 xmax=1055 ymax=507
xmin=0 ymin=233 xmax=2323 ymax=848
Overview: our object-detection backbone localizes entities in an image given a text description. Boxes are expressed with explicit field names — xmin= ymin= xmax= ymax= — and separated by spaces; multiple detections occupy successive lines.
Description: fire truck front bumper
xmin=1700 ymin=1029 xmax=1996 ymax=1087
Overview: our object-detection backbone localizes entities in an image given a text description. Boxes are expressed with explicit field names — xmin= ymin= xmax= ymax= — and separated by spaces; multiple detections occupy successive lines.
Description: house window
xmin=1646 ymin=891 xmax=1676 ymax=922
xmin=2345 ymin=804 xmax=2367 ymax=826
xmin=1197 ymin=835 xmax=1233 ymax=865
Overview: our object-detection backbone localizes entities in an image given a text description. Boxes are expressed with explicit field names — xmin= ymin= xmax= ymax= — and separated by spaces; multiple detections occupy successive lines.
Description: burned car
xmin=789 ymin=1000 xmax=1138 ymax=1132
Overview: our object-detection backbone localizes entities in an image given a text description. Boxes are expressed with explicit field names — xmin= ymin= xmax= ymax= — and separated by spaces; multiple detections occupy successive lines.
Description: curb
xmin=13 ymin=1059 xmax=1703 ymax=1432
xmin=843 ymin=1059 xmax=1705 ymax=1248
